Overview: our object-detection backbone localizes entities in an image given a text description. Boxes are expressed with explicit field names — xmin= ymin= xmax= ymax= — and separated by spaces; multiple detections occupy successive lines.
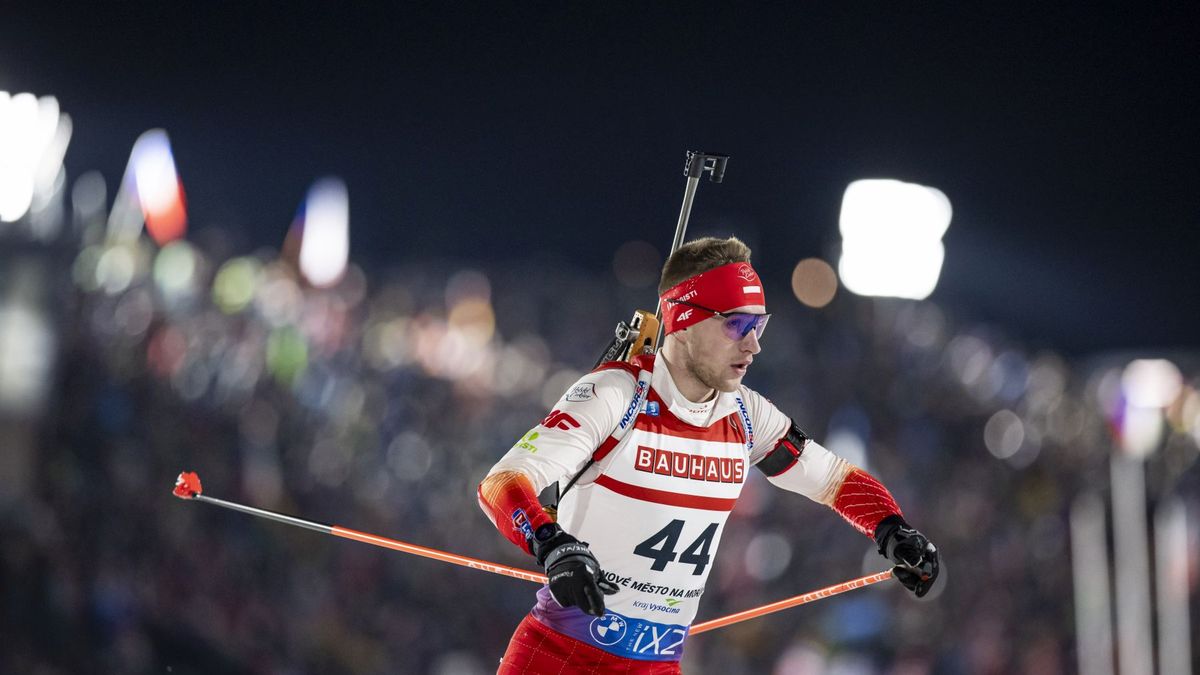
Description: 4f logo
xmin=541 ymin=410 xmax=580 ymax=431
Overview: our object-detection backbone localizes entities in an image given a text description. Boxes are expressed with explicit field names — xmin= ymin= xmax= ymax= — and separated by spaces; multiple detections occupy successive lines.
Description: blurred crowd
xmin=2 ymin=227 xmax=1198 ymax=674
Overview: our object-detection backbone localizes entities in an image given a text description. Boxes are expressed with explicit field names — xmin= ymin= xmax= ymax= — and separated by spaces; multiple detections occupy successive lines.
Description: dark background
xmin=3 ymin=3 xmax=1197 ymax=354
xmin=3 ymin=5 xmax=1200 ymax=674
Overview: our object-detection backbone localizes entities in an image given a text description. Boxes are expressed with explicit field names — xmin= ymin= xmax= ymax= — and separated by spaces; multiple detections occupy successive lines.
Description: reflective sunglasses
xmin=666 ymin=299 xmax=771 ymax=340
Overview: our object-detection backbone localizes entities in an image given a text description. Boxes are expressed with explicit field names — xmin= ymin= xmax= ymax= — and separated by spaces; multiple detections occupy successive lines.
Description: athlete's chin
xmin=697 ymin=364 xmax=746 ymax=393
xmin=714 ymin=376 xmax=743 ymax=393
xmin=718 ymin=365 xmax=749 ymax=391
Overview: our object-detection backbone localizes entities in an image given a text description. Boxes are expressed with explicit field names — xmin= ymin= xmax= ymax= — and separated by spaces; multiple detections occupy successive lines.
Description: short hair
xmin=658 ymin=236 xmax=752 ymax=295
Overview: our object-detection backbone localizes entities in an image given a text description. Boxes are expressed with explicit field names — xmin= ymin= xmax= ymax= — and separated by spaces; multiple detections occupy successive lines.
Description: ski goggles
xmin=664 ymin=299 xmax=771 ymax=340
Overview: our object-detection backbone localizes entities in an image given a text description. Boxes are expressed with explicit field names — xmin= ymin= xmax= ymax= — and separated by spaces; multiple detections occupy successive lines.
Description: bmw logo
xmin=588 ymin=614 xmax=627 ymax=646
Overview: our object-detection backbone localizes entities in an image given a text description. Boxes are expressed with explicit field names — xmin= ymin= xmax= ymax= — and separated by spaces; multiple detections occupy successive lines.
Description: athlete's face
xmin=677 ymin=304 xmax=765 ymax=394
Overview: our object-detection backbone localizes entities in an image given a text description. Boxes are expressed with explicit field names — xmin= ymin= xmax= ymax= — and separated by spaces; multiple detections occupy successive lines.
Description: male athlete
xmin=478 ymin=237 xmax=939 ymax=673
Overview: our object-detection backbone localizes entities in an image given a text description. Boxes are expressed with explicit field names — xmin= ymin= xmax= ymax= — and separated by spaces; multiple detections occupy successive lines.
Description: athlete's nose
xmin=741 ymin=328 xmax=761 ymax=355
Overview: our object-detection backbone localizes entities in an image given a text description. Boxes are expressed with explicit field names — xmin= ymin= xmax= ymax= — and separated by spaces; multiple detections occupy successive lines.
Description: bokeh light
xmin=1122 ymin=358 xmax=1182 ymax=409
xmin=71 ymin=171 xmax=107 ymax=231
xmin=364 ymin=317 xmax=409 ymax=371
xmin=0 ymin=91 xmax=71 ymax=223
xmin=129 ymin=129 xmax=187 ymax=245
xmin=790 ymin=257 xmax=838 ymax=308
xmin=0 ymin=304 xmax=54 ymax=413
xmin=95 ymin=244 xmax=138 ymax=295
xmin=256 ymin=268 xmax=304 ymax=327
xmin=153 ymin=240 xmax=199 ymax=303
xmin=984 ymin=409 xmax=1024 ymax=459
xmin=212 ymin=257 xmax=262 ymax=314
xmin=1118 ymin=359 xmax=1183 ymax=457
xmin=298 ymin=177 xmax=349 ymax=288
xmin=72 ymin=245 xmax=104 ymax=292
xmin=389 ymin=431 xmax=434 ymax=482
xmin=838 ymin=179 xmax=951 ymax=300
xmin=743 ymin=532 xmax=792 ymax=581
xmin=266 ymin=327 xmax=308 ymax=385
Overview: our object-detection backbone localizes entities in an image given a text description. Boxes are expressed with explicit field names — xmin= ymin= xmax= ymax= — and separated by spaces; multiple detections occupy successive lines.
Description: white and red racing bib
xmin=487 ymin=354 xmax=850 ymax=661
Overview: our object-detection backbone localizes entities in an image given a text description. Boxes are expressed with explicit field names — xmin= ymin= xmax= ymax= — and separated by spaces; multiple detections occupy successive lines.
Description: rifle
xmin=592 ymin=151 xmax=729 ymax=367
xmin=543 ymin=151 xmax=729 ymax=516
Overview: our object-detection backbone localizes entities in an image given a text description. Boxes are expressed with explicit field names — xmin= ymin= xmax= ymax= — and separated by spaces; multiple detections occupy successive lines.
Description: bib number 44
xmin=633 ymin=519 xmax=718 ymax=575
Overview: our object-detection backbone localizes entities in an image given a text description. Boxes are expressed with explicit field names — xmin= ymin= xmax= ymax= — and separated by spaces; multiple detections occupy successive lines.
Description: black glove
xmin=530 ymin=523 xmax=619 ymax=617
xmin=874 ymin=515 xmax=940 ymax=598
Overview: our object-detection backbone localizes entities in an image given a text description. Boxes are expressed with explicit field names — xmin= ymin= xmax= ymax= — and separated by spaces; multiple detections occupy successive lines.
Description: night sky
xmin=3 ymin=4 xmax=1198 ymax=354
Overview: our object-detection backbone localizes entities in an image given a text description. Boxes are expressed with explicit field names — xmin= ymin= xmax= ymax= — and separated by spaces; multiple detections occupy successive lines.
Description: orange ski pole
xmin=688 ymin=569 xmax=894 ymax=635
xmin=172 ymin=471 xmax=548 ymax=585
xmin=174 ymin=471 xmax=890 ymax=627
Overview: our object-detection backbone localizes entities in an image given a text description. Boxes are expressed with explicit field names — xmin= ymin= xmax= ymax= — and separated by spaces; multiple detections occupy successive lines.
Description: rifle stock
xmin=593 ymin=309 xmax=660 ymax=368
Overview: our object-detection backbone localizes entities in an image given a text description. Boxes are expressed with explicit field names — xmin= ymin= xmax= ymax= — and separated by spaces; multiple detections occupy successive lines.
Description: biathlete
xmin=479 ymin=236 xmax=939 ymax=673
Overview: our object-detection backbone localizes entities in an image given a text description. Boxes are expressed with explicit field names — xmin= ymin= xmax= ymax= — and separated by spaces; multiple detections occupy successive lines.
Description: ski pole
xmin=688 ymin=569 xmax=894 ymax=635
xmin=174 ymin=471 xmax=890 ymax=630
xmin=171 ymin=471 xmax=548 ymax=585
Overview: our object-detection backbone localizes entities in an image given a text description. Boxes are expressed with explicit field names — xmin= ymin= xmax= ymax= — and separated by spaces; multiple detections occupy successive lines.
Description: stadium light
xmin=837 ymin=179 xmax=952 ymax=300
xmin=298 ymin=177 xmax=350 ymax=288
xmin=1117 ymin=358 xmax=1182 ymax=458
xmin=106 ymin=129 xmax=188 ymax=245
xmin=131 ymin=129 xmax=187 ymax=245
xmin=1105 ymin=357 xmax=1182 ymax=675
xmin=0 ymin=91 xmax=71 ymax=224
xmin=0 ymin=302 xmax=55 ymax=414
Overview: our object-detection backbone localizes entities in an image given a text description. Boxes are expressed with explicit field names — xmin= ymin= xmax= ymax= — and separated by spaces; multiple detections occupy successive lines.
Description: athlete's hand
xmin=531 ymin=523 xmax=619 ymax=617
xmin=874 ymin=515 xmax=940 ymax=598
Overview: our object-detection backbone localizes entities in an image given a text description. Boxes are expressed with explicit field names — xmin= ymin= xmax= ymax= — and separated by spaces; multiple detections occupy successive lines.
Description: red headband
xmin=659 ymin=262 xmax=766 ymax=335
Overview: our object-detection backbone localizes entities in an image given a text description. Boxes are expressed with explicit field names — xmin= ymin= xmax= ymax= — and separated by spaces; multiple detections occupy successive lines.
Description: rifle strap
xmin=548 ymin=359 xmax=753 ymax=511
